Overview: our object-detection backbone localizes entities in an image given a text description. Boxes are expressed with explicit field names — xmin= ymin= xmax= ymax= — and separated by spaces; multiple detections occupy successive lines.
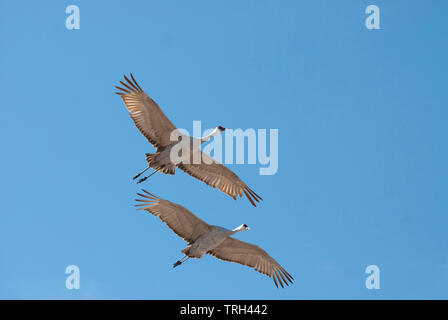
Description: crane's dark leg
xmin=136 ymin=168 xmax=160 ymax=184
xmin=133 ymin=166 xmax=150 ymax=180
xmin=173 ymin=255 xmax=189 ymax=268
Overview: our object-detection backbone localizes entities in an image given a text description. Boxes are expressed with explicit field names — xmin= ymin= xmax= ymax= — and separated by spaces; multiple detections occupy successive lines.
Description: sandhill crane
xmin=115 ymin=74 xmax=262 ymax=207
xmin=135 ymin=189 xmax=293 ymax=288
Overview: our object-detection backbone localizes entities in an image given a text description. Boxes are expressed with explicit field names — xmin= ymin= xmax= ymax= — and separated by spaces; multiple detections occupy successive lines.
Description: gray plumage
xmin=135 ymin=189 xmax=293 ymax=288
xmin=116 ymin=74 xmax=262 ymax=207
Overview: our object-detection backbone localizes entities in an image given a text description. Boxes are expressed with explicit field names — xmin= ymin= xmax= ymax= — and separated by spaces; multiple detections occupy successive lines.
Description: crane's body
xmin=142 ymin=134 xmax=217 ymax=176
xmin=182 ymin=226 xmax=236 ymax=258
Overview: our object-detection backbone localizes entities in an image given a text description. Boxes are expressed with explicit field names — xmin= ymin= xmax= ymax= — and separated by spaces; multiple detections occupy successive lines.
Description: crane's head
xmin=202 ymin=126 xmax=227 ymax=142
xmin=234 ymin=224 xmax=250 ymax=232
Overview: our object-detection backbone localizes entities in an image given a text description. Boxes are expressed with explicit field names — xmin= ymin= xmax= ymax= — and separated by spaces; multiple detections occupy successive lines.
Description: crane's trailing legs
xmin=135 ymin=168 xmax=160 ymax=184
xmin=173 ymin=255 xmax=189 ymax=268
xmin=133 ymin=166 xmax=150 ymax=180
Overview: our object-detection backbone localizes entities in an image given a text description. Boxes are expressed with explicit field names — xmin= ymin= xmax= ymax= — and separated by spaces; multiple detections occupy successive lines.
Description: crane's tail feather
xmin=181 ymin=246 xmax=201 ymax=258
xmin=145 ymin=153 xmax=175 ymax=175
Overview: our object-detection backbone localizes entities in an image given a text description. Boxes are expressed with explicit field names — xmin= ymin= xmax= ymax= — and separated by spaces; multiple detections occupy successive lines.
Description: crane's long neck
xmin=231 ymin=228 xmax=239 ymax=235
xmin=200 ymin=128 xmax=221 ymax=143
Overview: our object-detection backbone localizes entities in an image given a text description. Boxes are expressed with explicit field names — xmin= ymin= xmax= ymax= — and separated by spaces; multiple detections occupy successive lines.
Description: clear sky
xmin=0 ymin=1 xmax=447 ymax=299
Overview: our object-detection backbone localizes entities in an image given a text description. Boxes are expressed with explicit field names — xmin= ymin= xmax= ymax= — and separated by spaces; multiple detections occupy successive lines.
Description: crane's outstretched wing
xmin=176 ymin=151 xmax=262 ymax=207
xmin=115 ymin=74 xmax=178 ymax=150
xmin=208 ymin=238 xmax=293 ymax=288
xmin=135 ymin=189 xmax=211 ymax=244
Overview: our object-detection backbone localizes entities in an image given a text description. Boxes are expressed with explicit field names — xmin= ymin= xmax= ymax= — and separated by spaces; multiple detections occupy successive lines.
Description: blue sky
xmin=0 ymin=0 xmax=447 ymax=299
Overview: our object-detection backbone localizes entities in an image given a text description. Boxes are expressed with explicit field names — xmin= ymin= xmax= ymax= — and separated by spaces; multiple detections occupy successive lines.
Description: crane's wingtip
xmin=243 ymin=189 xmax=257 ymax=207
